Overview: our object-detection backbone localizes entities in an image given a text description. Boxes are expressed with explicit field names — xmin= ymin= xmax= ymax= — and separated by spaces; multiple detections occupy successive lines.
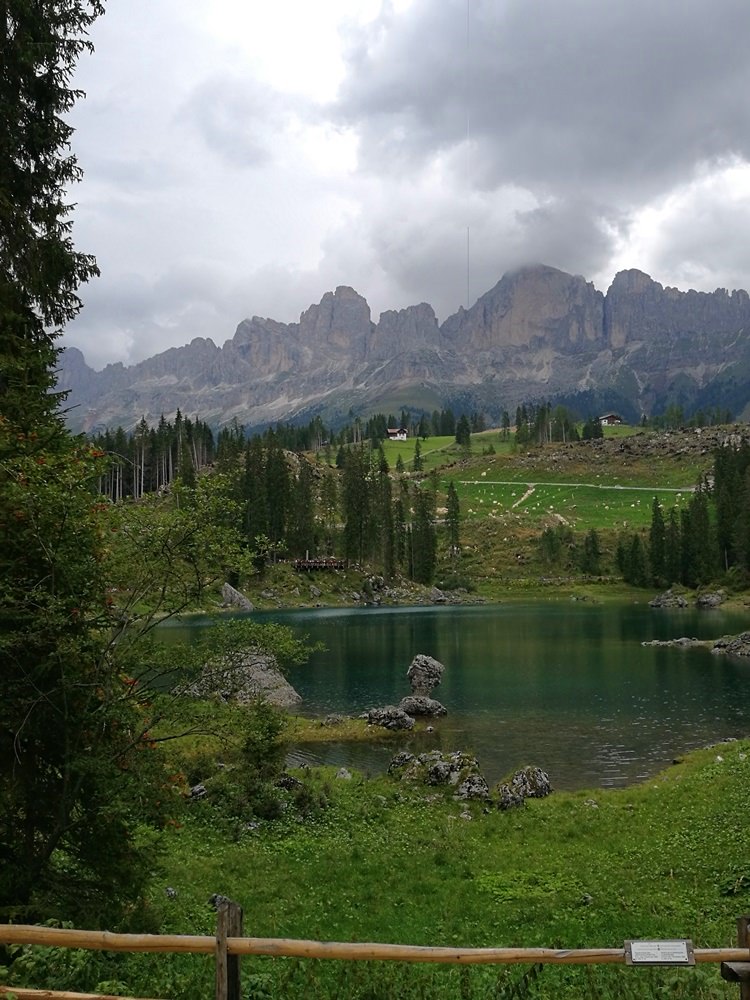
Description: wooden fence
xmin=2 ymin=906 xmax=750 ymax=1000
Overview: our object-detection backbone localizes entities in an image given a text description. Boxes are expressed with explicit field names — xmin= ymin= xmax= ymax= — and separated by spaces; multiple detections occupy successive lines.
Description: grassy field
xmin=16 ymin=739 xmax=748 ymax=998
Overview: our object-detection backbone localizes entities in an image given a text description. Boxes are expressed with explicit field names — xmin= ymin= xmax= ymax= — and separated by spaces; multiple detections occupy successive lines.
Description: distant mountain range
xmin=58 ymin=264 xmax=750 ymax=433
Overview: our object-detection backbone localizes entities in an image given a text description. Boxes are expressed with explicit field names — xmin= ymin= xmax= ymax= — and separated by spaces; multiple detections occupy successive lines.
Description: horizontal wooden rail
xmin=0 ymin=989 xmax=161 ymax=1000
xmin=1 ymin=926 xmax=750 ymax=966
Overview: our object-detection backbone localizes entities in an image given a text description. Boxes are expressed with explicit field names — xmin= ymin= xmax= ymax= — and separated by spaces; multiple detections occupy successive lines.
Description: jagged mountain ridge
xmin=59 ymin=264 xmax=750 ymax=432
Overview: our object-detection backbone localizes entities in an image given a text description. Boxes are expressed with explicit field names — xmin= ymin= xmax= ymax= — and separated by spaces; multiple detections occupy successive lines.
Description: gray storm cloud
xmin=62 ymin=0 xmax=750 ymax=367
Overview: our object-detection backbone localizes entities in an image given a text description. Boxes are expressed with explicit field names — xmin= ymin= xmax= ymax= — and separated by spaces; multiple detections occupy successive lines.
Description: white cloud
xmin=62 ymin=0 xmax=750 ymax=366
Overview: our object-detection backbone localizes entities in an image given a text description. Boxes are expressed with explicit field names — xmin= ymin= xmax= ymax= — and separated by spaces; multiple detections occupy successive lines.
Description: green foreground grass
xmin=11 ymin=739 xmax=750 ymax=998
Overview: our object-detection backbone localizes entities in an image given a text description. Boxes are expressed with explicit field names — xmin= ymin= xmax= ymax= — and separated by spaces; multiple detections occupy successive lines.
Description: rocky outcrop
xmin=364 ymin=706 xmax=415 ymax=731
xmin=494 ymin=766 xmax=552 ymax=810
xmin=604 ymin=269 xmax=750 ymax=350
xmin=713 ymin=632 xmax=750 ymax=657
xmin=58 ymin=265 xmax=750 ymax=434
xmin=649 ymin=590 xmax=688 ymax=609
xmin=388 ymin=750 xmax=490 ymax=799
xmin=180 ymin=651 xmax=302 ymax=708
xmin=695 ymin=590 xmax=725 ymax=609
xmin=442 ymin=265 xmax=605 ymax=352
xmin=221 ymin=582 xmax=254 ymax=611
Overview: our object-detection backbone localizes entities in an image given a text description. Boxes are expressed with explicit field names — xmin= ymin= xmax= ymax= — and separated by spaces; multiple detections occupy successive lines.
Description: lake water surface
xmin=161 ymin=601 xmax=750 ymax=790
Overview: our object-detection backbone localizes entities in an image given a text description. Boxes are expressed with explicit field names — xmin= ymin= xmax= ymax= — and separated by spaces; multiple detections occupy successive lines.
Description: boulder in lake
xmin=398 ymin=695 xmax=447 ymax=717
xmin=407 ymin=654 xmax=445 ymax=696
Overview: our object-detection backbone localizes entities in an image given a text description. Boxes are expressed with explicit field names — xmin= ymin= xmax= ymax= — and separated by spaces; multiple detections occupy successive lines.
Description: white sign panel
xmin=626 ymin=940 xmax=695 ymax=966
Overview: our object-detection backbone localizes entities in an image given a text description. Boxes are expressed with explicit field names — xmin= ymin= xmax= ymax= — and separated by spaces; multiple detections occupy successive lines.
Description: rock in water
xmin=407 ymin=654 xmax=445 ymax=696
xmin=398 ymin=695 xmax=447 ymax=716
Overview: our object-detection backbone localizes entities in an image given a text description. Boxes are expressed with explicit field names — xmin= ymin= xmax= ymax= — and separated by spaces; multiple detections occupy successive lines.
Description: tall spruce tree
xmin=0 ymin=2 xmax=178 ymax=923
xmin=1 ymin=1 xmax=102 ymax=433
xmin=446 ymin=480 xmax=461 ymax=554
xmin=411 ymin=485 xmax=437 ymax=584
xmin=649 ymin=497 xmax=666 ymax=586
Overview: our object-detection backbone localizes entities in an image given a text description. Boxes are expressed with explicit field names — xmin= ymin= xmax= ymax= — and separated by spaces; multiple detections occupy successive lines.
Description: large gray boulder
xmin=696 ymin=590 xmax=725 ymax=609
xmin=494 ymin=766 xmax=552 ymax=810
xmin=221 ymin=582 xmax=254 ymax=611
xmin=407 ymin=654 xmax=445 ymax=696
xmin=180 ymin=651 xmax=302 ymax=708
xmin=398 ymin=695 xmax=447 ymax=717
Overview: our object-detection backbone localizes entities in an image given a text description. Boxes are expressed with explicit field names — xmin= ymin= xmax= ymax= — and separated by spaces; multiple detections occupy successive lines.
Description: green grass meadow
xmin=16 ymin=739 xmax=748 ymax=998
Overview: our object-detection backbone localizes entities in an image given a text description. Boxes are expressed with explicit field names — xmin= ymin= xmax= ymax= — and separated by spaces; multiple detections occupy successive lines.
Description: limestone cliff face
xmin=369 ymin=302 xmax=440 ymax=359
xmin=299 ymin=286 xmax=373 ymax=359
xmin=604 ymin=269 xmax=750 ymax=349
xmin=58 ymin=264 xmax=750 ymax=432
xmin=441 ymin=265 xmax=604 ymax=352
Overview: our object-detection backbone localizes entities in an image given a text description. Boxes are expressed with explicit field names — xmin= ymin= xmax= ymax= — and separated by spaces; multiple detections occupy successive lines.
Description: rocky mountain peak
xmin=299 ymin=285 xmax=373 ymax=358
xmin=441 ymin=263 xmax=604 ymax=351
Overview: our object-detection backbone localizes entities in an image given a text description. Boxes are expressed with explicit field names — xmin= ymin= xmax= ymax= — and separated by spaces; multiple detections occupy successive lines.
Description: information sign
xmin=625 ymin=940 xmax=695 ymax=966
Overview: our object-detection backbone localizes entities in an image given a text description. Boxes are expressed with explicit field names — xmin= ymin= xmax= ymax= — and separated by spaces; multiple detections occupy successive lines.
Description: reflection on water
xmin=159 ymin=602 xmax=750 ymax=790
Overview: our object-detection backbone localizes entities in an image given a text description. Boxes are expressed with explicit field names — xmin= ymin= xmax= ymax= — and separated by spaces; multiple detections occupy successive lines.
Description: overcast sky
xmin=63 ymin=0 xmax=750 ymax=369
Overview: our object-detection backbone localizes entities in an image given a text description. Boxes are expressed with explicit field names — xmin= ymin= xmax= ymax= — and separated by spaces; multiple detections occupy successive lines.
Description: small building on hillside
xmin=387 ymin=427 xmax=408 ymax=441
xmin=599 ymin=413 xmax=624 ymax=426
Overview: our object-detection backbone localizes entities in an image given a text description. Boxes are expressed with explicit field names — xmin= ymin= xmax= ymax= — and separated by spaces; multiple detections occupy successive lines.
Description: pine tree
xmin=287 ymin=458 xmax=315 ymax=558
xmin=0 ymin=1 xmax=175 ymax=923
xmin=455 ymin=414 xmax=471 ymax=448
xmin=579 ymin=528 xmax=601 ymax=575
xmin=412 ymin=437 xmax=423 ymax=472
xmin=665 ymin=507 xmax=682 ymax=586
xmin=446 ymin=481 xmax=461 ymax=554
xmin=1 ymin=1 xmax=102 ymax=433
xmin=410 ymin=486 xmax=437 ymax=584
xmin=342 ymin=446 xmax=371 ymax=564
xmin=649 ymin=497 xmax=666 ymax=586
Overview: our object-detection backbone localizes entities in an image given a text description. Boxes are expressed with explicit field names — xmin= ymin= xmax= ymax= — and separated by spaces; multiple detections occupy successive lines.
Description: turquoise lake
xmin=161 ymin=601 xmax=750 ymax=791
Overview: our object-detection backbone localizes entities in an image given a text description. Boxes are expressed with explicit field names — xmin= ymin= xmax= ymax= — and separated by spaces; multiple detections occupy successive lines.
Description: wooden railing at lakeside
xmin=3 ymin=906 xmax=750 ymax=1000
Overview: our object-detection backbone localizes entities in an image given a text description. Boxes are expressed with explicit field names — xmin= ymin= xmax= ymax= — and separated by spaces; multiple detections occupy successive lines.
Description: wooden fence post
xmin=215 ymin=900 xmax=243 ymax=1000
xmin=721 ymin=916 xmax=750 ymax=998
